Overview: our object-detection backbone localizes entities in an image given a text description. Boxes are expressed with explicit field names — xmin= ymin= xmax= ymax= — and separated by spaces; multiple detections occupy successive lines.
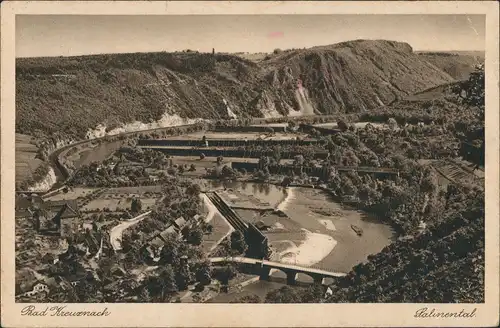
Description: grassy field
xmin=148 ymin=156 xmax=292 ymax=179
xmin=152 ymin=156 xmax=293 ymax=177
xmin=82 ymin=196 xmax=157 ymax=212
xmin=15 ymin=134 xmax=44 ymax=183
xmin=44 ymin=187 xmax=98 ymax=201
xmin=76 ymin=186 xmax=164 ymax=212
xmin=157 ymin=156 xmax=234 ymax=178
xmin=101 ymin=185 xmax=163 ymax=196
xmin=44 ymin=186 xmax=163 ymax=212
xmin=78 ymin=140 xmax=124 ymax=167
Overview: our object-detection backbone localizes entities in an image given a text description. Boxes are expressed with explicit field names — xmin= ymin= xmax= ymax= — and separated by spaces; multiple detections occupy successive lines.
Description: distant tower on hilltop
xmin=212 ymin=48 xmax=215 ymax=55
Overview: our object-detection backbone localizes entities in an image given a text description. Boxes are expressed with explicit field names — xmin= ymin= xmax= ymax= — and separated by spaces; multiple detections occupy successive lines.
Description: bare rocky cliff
xmin=17 ymin=40 xmax=465 ymax=138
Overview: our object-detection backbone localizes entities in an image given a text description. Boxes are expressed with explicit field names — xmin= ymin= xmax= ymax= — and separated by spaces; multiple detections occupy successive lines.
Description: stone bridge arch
xmin=258 ymin=262 xmax=341 ymax=286
xmin=259 ymin=265 xmax=297 ymax=284
xmin=298 ymin=271 xmax=326 ymax=285
xmin=260 ymin=265 xmax=324 ymax=285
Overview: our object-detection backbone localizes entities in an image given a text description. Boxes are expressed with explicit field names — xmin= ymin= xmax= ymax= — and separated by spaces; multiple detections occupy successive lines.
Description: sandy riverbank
xmin=278 ymin=228 xmax=337 ymax=267
xmin=275 ymin=187 xmax=339 ymax=267
xmin=276 ymin=187 xmax=296 ymax=212
xmin=318 ymin=219 xmax=337 ymax=231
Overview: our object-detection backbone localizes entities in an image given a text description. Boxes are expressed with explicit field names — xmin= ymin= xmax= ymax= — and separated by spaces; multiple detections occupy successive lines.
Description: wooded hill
xmin=16 ymin=40 xmax=482 ymax=138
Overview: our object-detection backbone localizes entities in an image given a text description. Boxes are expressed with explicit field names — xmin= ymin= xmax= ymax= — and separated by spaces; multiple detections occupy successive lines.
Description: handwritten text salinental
xmin=415 ymin=307 xmax=477 ymax=318
xmin=21 ymin=305 xmax=111 ymax=317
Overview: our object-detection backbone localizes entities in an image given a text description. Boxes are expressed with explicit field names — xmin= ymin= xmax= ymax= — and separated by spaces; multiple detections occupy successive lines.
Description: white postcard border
xmin=1 ymin=1 xmax=499 ymax=327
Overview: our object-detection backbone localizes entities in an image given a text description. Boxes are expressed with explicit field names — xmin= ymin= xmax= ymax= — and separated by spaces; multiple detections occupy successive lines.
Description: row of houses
xmin=33 ymin=199 xmax=80 ymax=236
xmin=18 ymin=194 xmax=126 ymax=240
xmin=15 ymin=265 xmax=94 ymax=301
xmin=143 ymin=215 xmax=203 ymax=261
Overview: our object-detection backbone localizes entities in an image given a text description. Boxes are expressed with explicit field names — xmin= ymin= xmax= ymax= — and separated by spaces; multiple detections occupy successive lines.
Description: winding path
xmin=109 ymin=211 xmax=152 ymax=251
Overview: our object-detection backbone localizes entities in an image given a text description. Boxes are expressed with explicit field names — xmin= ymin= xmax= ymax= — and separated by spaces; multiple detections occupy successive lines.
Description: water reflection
xmin=207 ymin=180 xmax=286 ymax=208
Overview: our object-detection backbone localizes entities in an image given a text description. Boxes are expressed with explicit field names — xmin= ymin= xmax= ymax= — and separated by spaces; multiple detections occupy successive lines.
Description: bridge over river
xmin=207 ymin=256 xmax=346 ymax=285
xmin=203 ymin=191 xmax=347 ymax=285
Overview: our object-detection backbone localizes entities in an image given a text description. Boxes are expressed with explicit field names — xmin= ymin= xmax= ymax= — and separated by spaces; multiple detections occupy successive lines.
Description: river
xmin=206 ymin=181 xmax=395 ymax=302
xmin=205 ymin=180 xmax=287 ymax=208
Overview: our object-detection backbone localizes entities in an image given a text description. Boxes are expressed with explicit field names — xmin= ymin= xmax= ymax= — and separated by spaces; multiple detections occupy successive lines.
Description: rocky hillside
xmin=259 ymin=40 xmax=454 ymax=115
xmin=17 ymin=40 xmax=459 ymax=138
xmin=417 ymin=51 xmax=484 ymax=81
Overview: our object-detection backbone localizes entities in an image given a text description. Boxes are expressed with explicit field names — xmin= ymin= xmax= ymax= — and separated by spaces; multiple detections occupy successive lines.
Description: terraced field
xmin=15 ymin=134 xmax=44 ymax=183
xmin=432 ymin=159 xmax=484 ymax=188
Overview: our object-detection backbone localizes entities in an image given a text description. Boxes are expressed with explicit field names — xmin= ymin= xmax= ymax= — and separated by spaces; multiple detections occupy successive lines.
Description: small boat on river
xmin=351 ymin=224 xmax=363 ymax=236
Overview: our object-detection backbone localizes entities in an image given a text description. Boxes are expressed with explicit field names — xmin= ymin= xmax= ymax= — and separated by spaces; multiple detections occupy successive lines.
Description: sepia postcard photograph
xmin=1 ymin=1 xmax=499 ymax=327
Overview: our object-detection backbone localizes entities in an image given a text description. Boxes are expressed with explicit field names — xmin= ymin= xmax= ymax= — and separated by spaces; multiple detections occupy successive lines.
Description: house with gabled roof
xmin=41 ymin=252 xmax=57 ymax=265
xmin=33 ymin=208 xmax=58 ymax=234
xmin=33 ymin=199 xmax=80 ymax=237
xmin=46 ymin=199 xmax=80 ymax=219
xmin=143 ymin=236 xmax=165 ymax=262
xmin=143 ymin=223 xmax=182 ymax=262
xmin=15 ymin=269 xmax=59 ymax=300
xmin=159 ymin=226 xmax=177 ymax=241
xmin=173 ymin=217 xmax=187 ymax=230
